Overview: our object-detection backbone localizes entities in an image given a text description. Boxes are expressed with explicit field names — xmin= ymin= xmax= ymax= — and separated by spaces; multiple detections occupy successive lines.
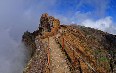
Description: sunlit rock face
xmin=39 ymin=13 xmax=60 ymax=33
xmin=22 ymin=13 xmax=116 ymax=73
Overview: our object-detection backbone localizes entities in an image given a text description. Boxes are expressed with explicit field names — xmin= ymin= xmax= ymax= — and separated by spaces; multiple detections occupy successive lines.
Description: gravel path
xmin=49 ymin=37 xmax=71 ymax=73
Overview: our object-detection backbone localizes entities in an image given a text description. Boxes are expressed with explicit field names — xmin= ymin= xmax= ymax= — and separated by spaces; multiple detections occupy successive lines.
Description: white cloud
xmin=71 ymin=11 xmax=92 ymax=23
xmin=56 ymin=11 xmax=116 ymax=35
xmin=80 ymin=16 xmax=116 ymax=34
xmin=54 ymin=0 xmax=116 ymax=35
xmin=77 ymin=0 xmax=109 ymax=17
xmin=81 ymin=16 xmax=112 ymax=30
xmin=0 ymin=29 xmax=29 ymax=73
xmin=0 ymin=0 xmax=58 ymax=73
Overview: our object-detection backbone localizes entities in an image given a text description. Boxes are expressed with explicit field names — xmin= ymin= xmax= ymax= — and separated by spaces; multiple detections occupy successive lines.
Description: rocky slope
xmin=22 ymin=13 xmax=116 ymax=73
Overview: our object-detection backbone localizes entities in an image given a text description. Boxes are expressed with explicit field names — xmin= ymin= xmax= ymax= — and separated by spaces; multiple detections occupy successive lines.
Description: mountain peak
xmin=22 ymin=13 xmax=116 ymax=73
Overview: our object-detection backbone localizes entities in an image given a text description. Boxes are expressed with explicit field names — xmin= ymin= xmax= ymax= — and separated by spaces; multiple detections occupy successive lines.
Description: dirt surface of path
xmin=43 ymin=36 xmax=71 ymax=73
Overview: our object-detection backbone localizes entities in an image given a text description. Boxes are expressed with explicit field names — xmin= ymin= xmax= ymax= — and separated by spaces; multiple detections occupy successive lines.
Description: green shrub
xmin=99 ymin=57 xmax=108 ymax=62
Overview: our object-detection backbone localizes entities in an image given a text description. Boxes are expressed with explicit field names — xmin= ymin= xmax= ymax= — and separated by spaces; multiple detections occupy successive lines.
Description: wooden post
xmin=48 ymin=48 xmax=50 ymax=65
xmin=62 ymin=30 xmax=64 ymax=50
xmin=73 ymin=50 xmax=75 ymax=64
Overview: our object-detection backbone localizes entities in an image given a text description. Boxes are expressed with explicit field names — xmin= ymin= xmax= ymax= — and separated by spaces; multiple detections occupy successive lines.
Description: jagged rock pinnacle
xmin=39 ymin=13 xmax=60 ymax=34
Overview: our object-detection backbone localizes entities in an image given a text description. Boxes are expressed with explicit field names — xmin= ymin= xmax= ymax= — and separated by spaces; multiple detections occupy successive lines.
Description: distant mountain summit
xmin=22 ymin=13 xmax=116 ymax=73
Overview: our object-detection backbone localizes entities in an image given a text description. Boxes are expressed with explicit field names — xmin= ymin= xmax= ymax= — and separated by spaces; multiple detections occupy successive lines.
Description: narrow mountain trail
xmin=42 ymin=36 xmax=71 ymax=73
xmin=49 ymin=37 xmax=71 ymax=73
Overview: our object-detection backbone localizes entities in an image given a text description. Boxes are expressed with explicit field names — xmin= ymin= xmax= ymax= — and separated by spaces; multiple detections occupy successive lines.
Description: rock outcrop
xmin=39 ymin=13 xmax=60 ymax=34
xmin=22 ymin=13 xmax=116 ymax=73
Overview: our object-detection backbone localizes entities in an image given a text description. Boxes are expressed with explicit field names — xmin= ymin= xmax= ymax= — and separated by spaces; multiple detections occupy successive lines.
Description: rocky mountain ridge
xmin=22 ymin=13 xmax=116 ymax=73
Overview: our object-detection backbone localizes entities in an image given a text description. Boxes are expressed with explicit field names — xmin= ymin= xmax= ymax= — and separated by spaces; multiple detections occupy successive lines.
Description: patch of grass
xmin=99 ymin=56 xmax=108 ymax=62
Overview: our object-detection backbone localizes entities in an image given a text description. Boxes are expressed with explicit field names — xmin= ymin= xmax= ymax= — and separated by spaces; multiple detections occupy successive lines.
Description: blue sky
xmin=52 ymin=0 xmax=116 ymax=21
xmin=0 ymin=0 xmax=116 ymax=33
xmin=107 ymin=0 xmax=116 ymax=21
xmin=26 ymin=0 xmax=116 ymax=19
xmin=24 ymin=0 xmax=116 ymax=25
